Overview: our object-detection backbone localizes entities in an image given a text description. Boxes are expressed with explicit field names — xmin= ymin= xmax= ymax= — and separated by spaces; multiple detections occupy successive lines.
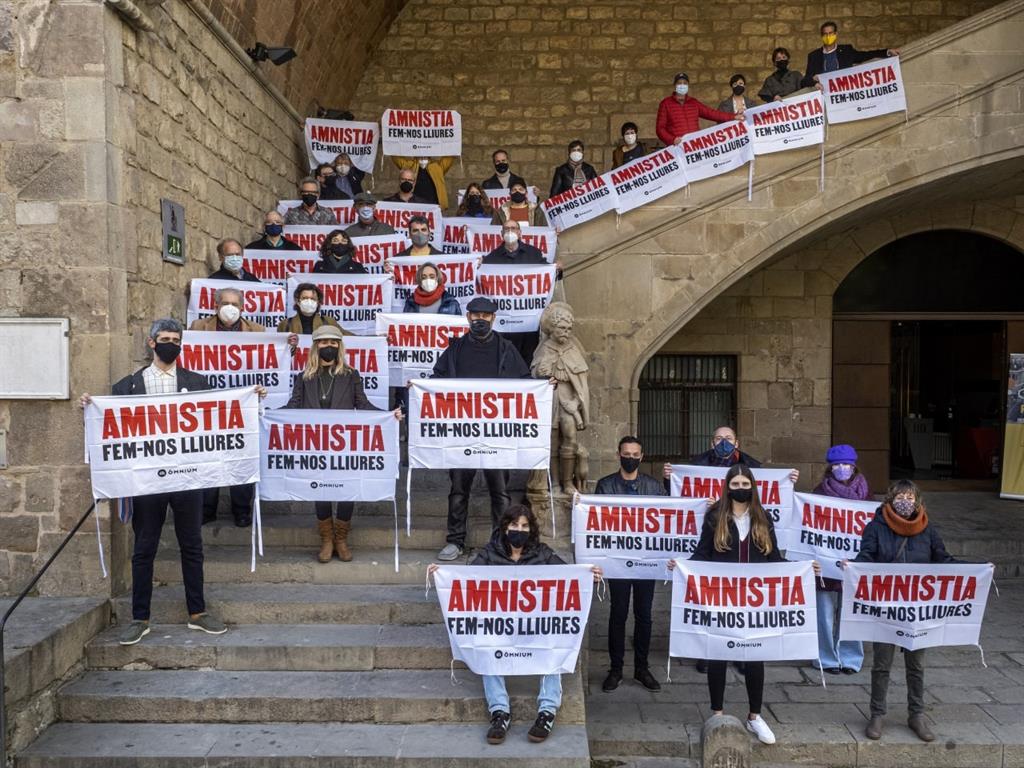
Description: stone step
xmin=591 ymin=759 xmax=699 ymax=768
xmin=111 ymin=583 xmax=440 ymax=625
xmin=16 ymin=722 xmax=591 ymax=767
xmin=57 ymin=669 xmax=587 ymax=725
xmin=86 ymin=622 xmax=457 ymax=671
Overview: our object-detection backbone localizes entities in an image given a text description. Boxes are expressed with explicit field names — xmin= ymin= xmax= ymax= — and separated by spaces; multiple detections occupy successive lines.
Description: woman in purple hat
xmin=813 ymin=444 xmax=869 ymax=674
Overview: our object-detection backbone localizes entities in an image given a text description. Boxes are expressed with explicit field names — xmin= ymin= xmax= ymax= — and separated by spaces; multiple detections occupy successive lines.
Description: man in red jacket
xmin=656 ymin=72 xmax=739 ymax=147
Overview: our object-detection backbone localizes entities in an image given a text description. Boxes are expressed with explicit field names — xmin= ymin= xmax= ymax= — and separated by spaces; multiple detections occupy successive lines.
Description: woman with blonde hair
xmin=285 ymin=325 xmax=402 ymax=562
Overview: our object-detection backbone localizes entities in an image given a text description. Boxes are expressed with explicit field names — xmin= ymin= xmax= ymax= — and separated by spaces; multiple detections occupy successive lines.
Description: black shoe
xmin=527 ymin=711 xmax=555 ymax=743
xmin=695 ymin=660 xmax=707 ymax=674
xmin=735 ymin=662 xmax=747 ymax=676
xmin=486 ymin=710 xmax=510 ymax=745
xmin=634 ymin=668 xmax=661 ymax=692
xmin=234 ymin=515 xmax=251 ymax=528
xmin=841 ymin=667 xmax=858 ymax=675
xmin=825 ymin=667 xmax=841 ymax=675
xmin=602 ymin=670 xmax=622 ymax=692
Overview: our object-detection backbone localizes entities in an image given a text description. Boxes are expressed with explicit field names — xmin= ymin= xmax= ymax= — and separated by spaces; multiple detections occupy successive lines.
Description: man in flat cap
xmin=430 ymin=296 xmax=532 ymax=561
xmin=655 ymin=71 xmax=739 ymax=148
xmin=345 ymin=192 xmax=396 ymax=238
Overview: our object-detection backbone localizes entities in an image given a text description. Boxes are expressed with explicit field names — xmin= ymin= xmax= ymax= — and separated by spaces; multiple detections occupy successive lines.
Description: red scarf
xmin=882 ymin=502 xmax=929 ymax=537
xmin=412 ymin=282 xmax=445 ymax=306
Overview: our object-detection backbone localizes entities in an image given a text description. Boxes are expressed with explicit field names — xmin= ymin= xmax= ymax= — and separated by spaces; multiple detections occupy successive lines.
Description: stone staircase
xmin=16 ymin=473 xmax=591 ymax=767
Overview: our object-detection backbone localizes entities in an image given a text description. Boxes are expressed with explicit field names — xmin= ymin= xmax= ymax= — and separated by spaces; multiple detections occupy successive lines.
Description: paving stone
xmin=851 ymin=720 xmax=1005 ymax=767
xmin=752 ymin=723 xmax=858 ymax=767
xmin=767 ymin=702 xmax=865 ymax=725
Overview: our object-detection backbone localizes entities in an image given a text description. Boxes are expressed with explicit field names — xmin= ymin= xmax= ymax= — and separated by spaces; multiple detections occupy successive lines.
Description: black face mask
xmin=153 ymin=341 xmax=181 ymax=364
xmin=727 ymin=487 xmax=753 ymax=504
xmin=466 ymin=195 xmax=482 ymax=209
xmin=494 ymin=162 xmax=510 ymax=174
xmin=329 ymin=244 xmax=353 ymax=260
xmin=732 ymin=84 xmax=745 ymax=96
xmin=510 ymin=191 xmax=527 ymax=204
xmin=319 ymin=346 xmax=339 ymax=363
xmin=506 ymin=529 xmax=529 ymax=549
xmin=399 ymin=180 xmax=414 ymax=193
xmin=619 ymin=456 xmax=641 ymax=474
xmin=775 ymin=59 xmax=789 ymax=72
xmin=469 ymin=318 xmax=492 ymax=338
xmin=301 ymin=193 xmax=318 ymax=207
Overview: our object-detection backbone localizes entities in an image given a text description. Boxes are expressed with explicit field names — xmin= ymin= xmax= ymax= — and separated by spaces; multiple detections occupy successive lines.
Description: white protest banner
xmin=680 ymin=120 xmax=754 ymax=183
xmin=820 ymin=57 xmax=907 ymax=125
xmin=83 ymin=387 xmax=260 ymax=499
xmin=783 ymin=492 xmax=877 ymax=578
xmin=381 ymin=108 xmax=462 ymax=157
xmin=467 ymin=223 xmax=557 ymax=263
xmin=745 ymin=91 xmax=826 ymax=155
xmin=375 ymin=312 xmax=470 ymax=383
xmin=840 ymin=563 xmax=993 ymax=652
xmin=266 ymin=334 xmax=388 ymax=411
xmin=304 ymin=118 xmax=379 ymax=174
xmin=541 ymin=176 xmax=617 ymax=233
xmin=476 ymin=264 xmax=557 ymax=333
xmin=440 ymin=216 xmax=478 ymax=254
xmin=573 ymin=494 xmax=707 ymax=580
xmin=388 ymin=252 xmax=478 ymax=312
xmin=670 ymin=560 xmax=817 ymax=662
xmin=374 ymin=201 xmax=444 ymax=249
xmin=180 ymin=331 xmax=290 ymax=402
xmin=283 ymin=225 xmax=334 ymax=253
xmin=433 ymin=564 xmax=594 ymax=675
xmin=277 ymin=200 xmax=356 ymax=227
xmin=259 ymin=409 xmax=398 ymax=502
xmin=669 ymin=464 xmax=795 ymax=529
xmin=186 ymin=279 xmax=286 ymax=331
xmin=408 ymin=378 xmax=553 ymax=470
xmin=608 ymin=146 xmax=688 ymax=214
xmin=350 ymin=233 xmax=411 ymax=274
xmin=457 ymin=188 xmax=538 ymax=208
xmin=285 ymin=273 xmax=392 ymax=335
xmin=241 ymin=249 xmax=320 ymax=287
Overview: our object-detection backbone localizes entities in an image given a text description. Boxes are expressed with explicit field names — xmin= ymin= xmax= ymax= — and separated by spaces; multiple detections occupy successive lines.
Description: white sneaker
xmin=746 ymin=715 xmax=776 ymax=744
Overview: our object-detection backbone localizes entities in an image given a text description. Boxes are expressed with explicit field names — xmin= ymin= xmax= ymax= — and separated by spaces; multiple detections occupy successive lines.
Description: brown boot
xmin=333 ymin=519 xmax=352 ymax=562
xmin=316 ymin=519 xmax=334 ymax=563
xmin=908 ymin=714 xmax=934 ymax=742
xmin=865 ymin=715 xmax=884 ymax=740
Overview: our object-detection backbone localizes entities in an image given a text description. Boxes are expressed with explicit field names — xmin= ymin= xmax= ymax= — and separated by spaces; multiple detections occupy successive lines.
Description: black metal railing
xmin=0 ymin=502 xmax=96 ymax=767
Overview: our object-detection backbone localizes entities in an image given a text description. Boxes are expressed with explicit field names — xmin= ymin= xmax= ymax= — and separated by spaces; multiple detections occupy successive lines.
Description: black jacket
xmin=549 ymin=162 xmax=598 ymax=197
xmin=313 ymin=255 xmax=367 ymax=274
xmin=595 ymin=471 xmax=667 ymax=497
xmin=111 ymin=366 xmax=211 ymax=396
xmin=854 ymin=507 xmax=959 ymax=565
xmin=689 ymin=448 xmax=762 ymax=468
xmin=208 ymin=267 xmax=262 ymax=282
xmin=431 ymin=333 xmax=531 ymax=379
xmin=285 ymin=368 xmax=378 ymax=410
xmin=482 ymin=172 xmax=527 ymax=191
xmin=690 ymin=510 xmax=784 ymax=564
xmin=482 ymin=242 xmax=546 ymax=266
xmin=397 ymin=245 xmax=443 ymax=257
xmin=245 ymin=235 xmax=302 ymax=251
xmin=801 ymin=44 xmax=890 ymax=88
xmin=471 ymin=529 xmax=566 ymax=566
xmin=330 ymin=168 xmax=365 ymax=198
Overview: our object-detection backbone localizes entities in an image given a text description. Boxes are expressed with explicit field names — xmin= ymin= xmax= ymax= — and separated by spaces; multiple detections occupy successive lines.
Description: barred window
xmin=638 ymin=354 xmax=738 ymax=461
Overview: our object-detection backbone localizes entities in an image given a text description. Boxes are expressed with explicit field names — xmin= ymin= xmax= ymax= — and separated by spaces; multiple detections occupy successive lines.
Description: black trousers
xmin=708 ymin=660 xmax=765 ymax=714
xmin=446 ymin=469 xmax=510 ymax=547
xmin=131 ymin=490 xmax=205 ymax=621
xmin=314 ymin=502 xmax=354 ymax=521
xmin=202 ymin=483 xmax=254 ymax=522
xmin=607 ymin=579 xmax=656 ymax=672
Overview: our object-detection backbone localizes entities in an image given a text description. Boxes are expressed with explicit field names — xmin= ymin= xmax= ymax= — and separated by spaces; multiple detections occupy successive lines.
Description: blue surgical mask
xmin=675 ymin=83 xmax=689 ymax=96
xmin=265 ymin=223 xmax=283 ymax=237
xmin=223 ymin=254 xmax=243 ymax=273
xmin=713 ymin=439 xmax=735 ymax=459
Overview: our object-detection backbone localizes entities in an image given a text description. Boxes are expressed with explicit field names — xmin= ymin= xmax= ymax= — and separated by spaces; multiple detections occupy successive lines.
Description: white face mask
xmin=418 ymin=158 xmax=429 ymax=168
xmin=218 ymin=305 xmax=241 ymax=325
xmin=336 ymin=164 xmax=350 ymax=175
xmin=358 ymin=206 xmax=374 ymax=220
xmin=623 ymin=132 xmax=637 ymax=146
xmin=298 ymin=298 xmax=319 ymax=316
xmin=420 ymin=278 xmax=438 ymax=293
xmin=675 ymin=83 xmax=689 ymax=96
xmin=503 ymin=231 xmax=519 ymax=246
xmin=569 ymin=150 xmax=583 ymax=163
xmin=223 ymin=254 xmax=243 ymax=273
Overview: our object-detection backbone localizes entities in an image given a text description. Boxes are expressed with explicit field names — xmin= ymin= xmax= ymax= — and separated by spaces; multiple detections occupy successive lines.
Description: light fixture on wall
xmin=246 ymin=43 xmax=297 ymax=66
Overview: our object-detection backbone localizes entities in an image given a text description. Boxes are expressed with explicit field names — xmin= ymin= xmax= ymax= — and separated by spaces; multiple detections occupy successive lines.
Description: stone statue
xmin=529 ymin=301 xmax=589 ymax=495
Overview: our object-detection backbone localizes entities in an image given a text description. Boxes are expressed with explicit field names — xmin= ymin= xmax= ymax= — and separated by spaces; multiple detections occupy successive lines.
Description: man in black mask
xmin=284 ymin=177 xmax=336 ymax=225
xmin=481 ymin=149 xmax=527 ymax=191
xmin=430 ymin=296 xmax=531 ymax=561
xmin=594 ymin=436 xmax=667 ymax=693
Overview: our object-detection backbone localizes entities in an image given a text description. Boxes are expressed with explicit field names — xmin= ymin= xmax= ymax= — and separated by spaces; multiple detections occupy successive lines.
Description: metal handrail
xmin=0 ymin=502 xmax=96 ymax=767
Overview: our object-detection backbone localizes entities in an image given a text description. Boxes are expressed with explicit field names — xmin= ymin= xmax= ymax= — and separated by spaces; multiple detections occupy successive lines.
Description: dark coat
xmin=471 ymin=529 xmax=566 ymax=566
xmin=431 ymin=333 xmax=531 ymax=379
xmin=854 ymin=507 xmax=959 ymax=565
xmin=482 ymin=242 xmax=546 ymax=266
xmin=801 ymin=44 xmax=890 ymax=88
xmin=689 ymin=448 xmax=762 ymax=468
xmin=313 ymin=255 xmax=367 ymax=275
xmin=690 ymin=510 xmax=784 ymax=564
xmin=208 ymin=266 xmax=262 ymax=282
xmin=331 ymin=167 xmax=365 ymax=198
xmin=549 ymin=162 xmax=598 ymax=198
xmin=285 ymin=367 xmax=378 ymax=410
xmin=402 ymin=290 xmax=462 ymax=315
xmin=245 ymin=235 xmax=302 ymax=251
xmin=482 ymin=172 xmax=527 ymax=191
xmin=612 ymin=142 xmax=648 ymax=168
xmin=111 ymin=367 xmax=210 ymax=396
xmin=595 ymin=471 xmax=667 ymax=497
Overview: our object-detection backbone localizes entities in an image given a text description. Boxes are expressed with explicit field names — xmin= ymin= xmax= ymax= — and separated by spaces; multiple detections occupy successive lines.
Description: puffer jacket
xmin=854 ymin=507 xmax=959 ymax=565
xmin=470 ymin=529 xmax=566 ymax=566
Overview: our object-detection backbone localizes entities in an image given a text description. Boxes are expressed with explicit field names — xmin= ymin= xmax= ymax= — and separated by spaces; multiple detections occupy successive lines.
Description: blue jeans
xmin=483 ymin=674 xmax=562 ymax=715
xmin=815 ymin=590 xmax=864 ymax=671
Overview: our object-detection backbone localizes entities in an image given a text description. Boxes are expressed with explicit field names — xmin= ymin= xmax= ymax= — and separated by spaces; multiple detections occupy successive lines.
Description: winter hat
xmin=826 ymin=444 xmax=858 ymax=464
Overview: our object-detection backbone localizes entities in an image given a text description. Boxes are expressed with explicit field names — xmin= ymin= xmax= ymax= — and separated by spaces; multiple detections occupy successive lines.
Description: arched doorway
xmin=832 ymin=231 xmax=1024 ymax=489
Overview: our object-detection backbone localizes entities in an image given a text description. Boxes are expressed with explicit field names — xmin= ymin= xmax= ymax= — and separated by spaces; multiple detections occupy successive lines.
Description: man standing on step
xmin=595 ymin=436 xmax=666 ymax=694
xmin=80 ymin=318 xmax=229 ymax=646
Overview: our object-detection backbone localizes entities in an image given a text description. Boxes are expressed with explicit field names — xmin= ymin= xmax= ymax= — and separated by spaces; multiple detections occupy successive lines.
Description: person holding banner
xmin=482 ymin=149 xmax=527 ymax=191
xmin=757 ymin=47 xmax=803 ymax=103
xmin=245 ymin=211 xmax=302 ymax=251
xmin=345 ymin=192 xmax=397 ymax=237
xmin=277 ymin=283 xmax=345 ymax=338
xmin=612 ymin=122 xmax=647 ymax=168
xmin=549 ymin=140 xmax=598 ymax=198
xmin=315 ymin=163 xmax=350 ymax=201
xmin=330 ymin=153 xmax=367 ymax=198
xmin=851 ymin=480 xmax=958 ymax=743
xmin=286 ymin=324 xmax=403 ymax=563
xmin=655 ymin=73 xmax=738 ymax=147
xmin=284 ymin=177 xmax=337 ymax=226
xmin=385 ymin=167 xmax=431 ymax=206
xmin=491 ymin=181 xmax=546 ymax=227
xmin=812 ymin=444 xmax=869 ymax=675
xmin=455 ymin=182 xmax=494 ymax=220
xmin=717 ymin=74 xmax=756 ymax=115
xmin=80 ymin=318 xmax=227 ymax=644
xmin=596 ymin=436 xmax=666 ymax=693
xmin=428 ymin=505 xmax=602 ymax=744
xmin=401 ymin=262 xmax=462 ymax=316
xmin=801 ymin=20 xmax=899 ymax=89
xmin=209 ymin=239 xmax=261 ymax=283
xmin=395 ymin=215 xmax=441 ymax=257
xmin=313 ymin=230 xmax=367 ymax=275
xmin=391 ymin=156 xmax=455 ymax=210
xmin=662 ymin=425 xmax=799 ymax=484
xmin=668 ymin=464 xmax=820 ymax=744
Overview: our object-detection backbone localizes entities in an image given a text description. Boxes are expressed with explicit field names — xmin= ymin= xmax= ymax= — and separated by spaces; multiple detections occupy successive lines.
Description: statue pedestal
xmin=525 ymin=482 xmax=573 ymax=550
xmin=701 ymin=714 xmax=751 ymax=768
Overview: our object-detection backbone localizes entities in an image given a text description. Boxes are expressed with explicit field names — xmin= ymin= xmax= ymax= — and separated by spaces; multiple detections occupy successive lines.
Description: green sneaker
xmin=118 ymin=620 xmax=150 ymax=646
xmin=187 ymin=613 xmax=227 ymax=635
